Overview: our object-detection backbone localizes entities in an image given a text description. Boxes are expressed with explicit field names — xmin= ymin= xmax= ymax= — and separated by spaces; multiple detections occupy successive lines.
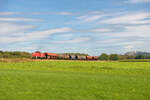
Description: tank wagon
xmin=32 ymin=51 xmax=98 ymax=60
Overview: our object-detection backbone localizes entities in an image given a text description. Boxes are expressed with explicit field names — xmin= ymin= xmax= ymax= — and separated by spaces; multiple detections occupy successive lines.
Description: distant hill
xmin=125 ymin=51 xmax=150 ymax=57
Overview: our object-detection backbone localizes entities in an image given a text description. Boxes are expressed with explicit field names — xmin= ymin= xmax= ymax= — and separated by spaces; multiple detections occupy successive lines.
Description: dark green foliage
xmin=145 ymin=56 xmax=150 ymax=59
xmin=136 ymin=52 xmax=150 ymax=57
xmin=109 ymin=54 xmax=119 ymax=61
xmin=135 ymin=55 xmax=145 ymax=59
xmin=99 ymin=53 xmax=109 ymax=60
xmin=0 ymin=50 xmax=3 ymax=53
xmin=0 ymin=51 xmax=31 ymax=58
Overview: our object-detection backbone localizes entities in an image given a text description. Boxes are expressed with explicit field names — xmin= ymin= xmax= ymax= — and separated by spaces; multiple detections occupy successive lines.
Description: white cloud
xmin=87 ymin=11 xmax=103 ymax=15
xmin=0 ymin=23 xmax=35 ymax=36
xmin=75 ymin=11 xmax=129 ymax=24
xmin=0 ymin=22 xmax=72 ymax=43
xmin=128 ymin=0 xmax=150 ymax=3
xmin=77 ymin=15 xmax=103 ymax=22
xmin=95 ymin=12 xmax=150 ymax=50
xmin=0 ymin=36 xmax=25 ymax=43
xmin=97 ymin=38 xmax=123 ymax=44
xmin=28 ymin=12 xmax=73 ymax=16
xmin=56 ymin=12 xmax=73 ymax=15
xmin=58 ymin=34 xmax=74 ymax=38
xmin=111 ymin=25 xmax=150 ymax=37
xmin=94 ymin=24 xmax=150 ymax=52
xmin=101 ymin=12 xmax=150 ymax=25
xmin=92 ymin=28 xmax=112 ymax=32
xmin=26 ymin=27 xmax=72 ymax=40
xmin=0 ymin=11 xmax=74 ymax=16
xmin=54 ymin=37 xmax=90 ymax=43
xmin=126 ymin=25 xmax=150 ymax=32
xmin=0 ymin=12 xmax=17 ymax=16
xmin=0 ymin=17 xmax=44 ymax=22
xmin=124 ymin=45 xmax=134 ymax=51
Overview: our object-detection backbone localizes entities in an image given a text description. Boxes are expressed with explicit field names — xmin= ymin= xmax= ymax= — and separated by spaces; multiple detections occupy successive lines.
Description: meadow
xmin=0 ymin=60 xmax=150 ymax=100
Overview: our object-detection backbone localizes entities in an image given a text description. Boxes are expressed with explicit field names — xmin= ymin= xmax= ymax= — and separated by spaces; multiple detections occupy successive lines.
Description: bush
xmin=109 ymin=54 xmax=119 ymax=61
xmin=99 ymin=53 xmax=109 ymax=60
xmin=135 ymin=55 xmax=145 ymax=59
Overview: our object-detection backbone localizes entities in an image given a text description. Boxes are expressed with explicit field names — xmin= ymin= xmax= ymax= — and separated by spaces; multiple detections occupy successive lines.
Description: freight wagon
xmin=45 ymin=53 xmax=58 ymax=59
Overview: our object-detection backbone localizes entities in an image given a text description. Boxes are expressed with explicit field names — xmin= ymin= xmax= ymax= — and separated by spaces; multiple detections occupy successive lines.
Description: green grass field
xmin=0 ymin=60 xmax=150 ymax=100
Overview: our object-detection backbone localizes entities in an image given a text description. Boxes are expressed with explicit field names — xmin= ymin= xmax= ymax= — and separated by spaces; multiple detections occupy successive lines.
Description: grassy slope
xmin=0 ymin=61 xmax=150 ymax=100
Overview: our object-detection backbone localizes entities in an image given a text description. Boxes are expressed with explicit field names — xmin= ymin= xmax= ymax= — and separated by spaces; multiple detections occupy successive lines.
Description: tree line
xmin=98 ymin=53 xmax=150 ymax=61
xmin=0 ymin=51 xmax=31 ymax=58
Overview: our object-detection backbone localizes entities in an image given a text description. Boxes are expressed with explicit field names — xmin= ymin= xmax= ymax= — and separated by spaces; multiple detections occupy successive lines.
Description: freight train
xmin=32 ymin=51 xmax=98 ymax=60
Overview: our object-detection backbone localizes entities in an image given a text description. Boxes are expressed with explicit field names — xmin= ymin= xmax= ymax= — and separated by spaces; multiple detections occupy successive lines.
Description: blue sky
xmin=0 ymin=0 xmax=150 ymax=55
